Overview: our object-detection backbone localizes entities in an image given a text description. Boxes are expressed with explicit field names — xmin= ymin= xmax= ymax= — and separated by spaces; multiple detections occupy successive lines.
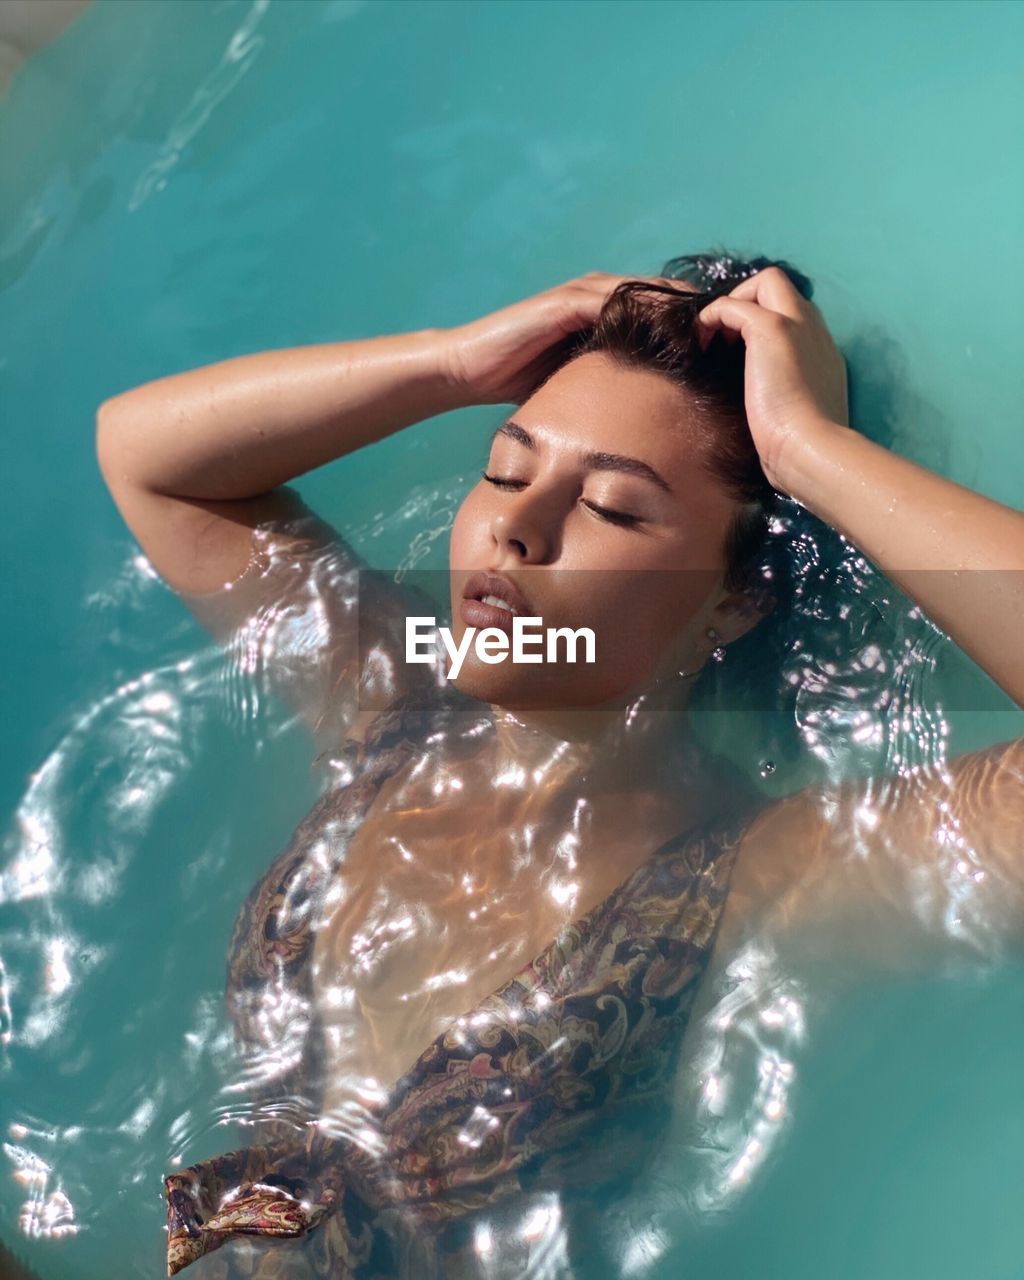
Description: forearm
xmin=96 ymin=328 xmax=467 ymax=500
xmin=784 ymin=421 xmax=1024 ymax=708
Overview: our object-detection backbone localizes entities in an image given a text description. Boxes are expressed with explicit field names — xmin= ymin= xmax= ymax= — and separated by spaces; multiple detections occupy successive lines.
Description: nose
xmin=489 ymin=481 xmax=564 ymax=564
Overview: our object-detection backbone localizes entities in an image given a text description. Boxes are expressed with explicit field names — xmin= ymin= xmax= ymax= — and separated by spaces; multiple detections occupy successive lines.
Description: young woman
xmin=96 ymin=256 xmax=1024 ymax=1278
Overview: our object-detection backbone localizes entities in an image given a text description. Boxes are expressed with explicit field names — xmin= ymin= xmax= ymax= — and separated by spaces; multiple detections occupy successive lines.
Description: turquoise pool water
xmin=2 ymin=1 xmax=1023 ymax=1276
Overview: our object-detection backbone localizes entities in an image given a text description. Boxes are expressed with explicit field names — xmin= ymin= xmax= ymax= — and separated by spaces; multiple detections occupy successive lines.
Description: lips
xmin=462 ymin=571 xmax=534 ymax=616
xmin=460 ymin=570 xmax=537 ymax=634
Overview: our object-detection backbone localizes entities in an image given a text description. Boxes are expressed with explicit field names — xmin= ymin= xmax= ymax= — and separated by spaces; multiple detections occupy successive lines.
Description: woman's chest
xmin=316 ymin=802 xmax=559 ymax=1004
xmin=308 ymin=771 xmax=695 ymax=1094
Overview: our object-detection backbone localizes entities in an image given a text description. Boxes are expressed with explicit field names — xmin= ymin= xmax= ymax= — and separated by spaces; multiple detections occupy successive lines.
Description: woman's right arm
xmin=95 ymin=328 xmax=470 ymax=743
xmin=95 ymin=274 xmax=668 ymax=740
xmin=95 ymin=328 xmax=467 ymax=595
xmin=95 ymin=271 xmax=676 ymax=599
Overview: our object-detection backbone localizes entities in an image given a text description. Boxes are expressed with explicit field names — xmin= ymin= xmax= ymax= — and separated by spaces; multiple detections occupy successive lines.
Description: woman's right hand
xmin=441 ymin=271 xmax=700 ymax=406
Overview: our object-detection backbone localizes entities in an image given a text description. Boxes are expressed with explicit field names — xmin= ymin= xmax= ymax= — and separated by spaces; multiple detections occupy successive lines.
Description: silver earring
xmin=679 ymin=627 xmax=724 ymax=678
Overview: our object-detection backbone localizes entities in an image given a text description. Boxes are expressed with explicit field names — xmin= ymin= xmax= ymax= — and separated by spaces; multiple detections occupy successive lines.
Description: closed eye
xmin=582 ymin=501 xmax=641 ymax=527
xmin=481 ymin=471 xmax=524 ymax=490
xmin=481 ymin=472 xmax=642 ymax=528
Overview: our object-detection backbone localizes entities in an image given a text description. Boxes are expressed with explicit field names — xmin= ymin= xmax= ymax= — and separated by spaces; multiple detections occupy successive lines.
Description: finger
xmin=717 ymin=266 xmax=806 ymax=324
xmin=697 ymin=295 xmax=780 ymax=349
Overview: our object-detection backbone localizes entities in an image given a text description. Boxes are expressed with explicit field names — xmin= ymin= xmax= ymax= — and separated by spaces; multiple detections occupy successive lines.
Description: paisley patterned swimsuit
xmin=164 ymin=689 xmax=756 ymax=1279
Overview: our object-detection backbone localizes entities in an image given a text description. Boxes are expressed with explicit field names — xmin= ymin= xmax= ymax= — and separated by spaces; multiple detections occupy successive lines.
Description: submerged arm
xmin=752 ymin=733 xmax=1024 ymax=970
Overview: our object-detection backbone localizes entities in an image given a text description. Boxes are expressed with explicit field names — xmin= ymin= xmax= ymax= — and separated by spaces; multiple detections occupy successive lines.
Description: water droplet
xmin=759 ymin=760 xmax=776 ymax=777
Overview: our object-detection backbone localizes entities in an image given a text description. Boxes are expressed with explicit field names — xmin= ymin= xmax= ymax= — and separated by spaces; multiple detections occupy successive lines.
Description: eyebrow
xmin=491 ymin=419 xmax=674 ymax=494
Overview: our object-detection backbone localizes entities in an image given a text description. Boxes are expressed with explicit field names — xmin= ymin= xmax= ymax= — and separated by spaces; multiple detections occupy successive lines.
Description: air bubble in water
xmin=759 ymin=760 xmax=776 ymax=777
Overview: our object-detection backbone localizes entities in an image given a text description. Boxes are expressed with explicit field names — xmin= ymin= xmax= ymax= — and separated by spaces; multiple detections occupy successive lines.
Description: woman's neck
xmin=485 ymin=682 xmax=701 ymax=801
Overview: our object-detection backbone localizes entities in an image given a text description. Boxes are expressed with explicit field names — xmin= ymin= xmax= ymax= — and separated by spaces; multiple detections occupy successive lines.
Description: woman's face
xmin=448 ymin=351 xmax=750 ymax=710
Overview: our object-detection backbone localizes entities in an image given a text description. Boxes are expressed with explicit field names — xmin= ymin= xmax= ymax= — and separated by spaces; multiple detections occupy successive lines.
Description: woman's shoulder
xmin=177 ymin=488 xmax=450 ymax=756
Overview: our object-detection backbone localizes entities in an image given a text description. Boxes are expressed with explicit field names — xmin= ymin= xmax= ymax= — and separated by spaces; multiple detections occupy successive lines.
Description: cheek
xmin=449 ymin=489 xmax=490 ymax=569
xmin=584 ymin=566 xmax=718 ymax=666
xmin=448 ymin=497 xmax=475 ymax=569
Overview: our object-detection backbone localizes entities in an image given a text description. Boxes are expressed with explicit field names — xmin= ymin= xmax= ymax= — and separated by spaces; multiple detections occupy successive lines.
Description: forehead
xmin=512 ymin=351 xmax=710 ymax=480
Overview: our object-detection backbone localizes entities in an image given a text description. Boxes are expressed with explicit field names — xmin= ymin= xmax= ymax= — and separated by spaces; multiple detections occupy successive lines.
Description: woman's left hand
xmin=696 ymin=266 xmax=850 ymax=495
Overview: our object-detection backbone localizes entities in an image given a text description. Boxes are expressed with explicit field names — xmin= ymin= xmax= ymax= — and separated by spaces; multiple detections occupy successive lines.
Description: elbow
xmin=95 ymin=397 xmax=131 ymax=486
xmin=96 ymin=395 xmax=127 ymax=436
xmin=95 ymin=399 xmax=115 ymax=477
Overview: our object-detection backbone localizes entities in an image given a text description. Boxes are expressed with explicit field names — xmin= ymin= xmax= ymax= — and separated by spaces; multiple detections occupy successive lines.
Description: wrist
xmin=771 ymin=417 xmax=865 ymax=512
xmin=410 ymin=327 xmax=480 ymax=414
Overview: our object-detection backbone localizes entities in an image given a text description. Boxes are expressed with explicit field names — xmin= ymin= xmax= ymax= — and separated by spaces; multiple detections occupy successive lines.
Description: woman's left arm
xmin=697 ymin=267 xmax=1024 ymax=710
xmin=696 ymin=267 xmax=1024 ymax=963
xmin=779 ymin=423 xmax=1024 ymax=709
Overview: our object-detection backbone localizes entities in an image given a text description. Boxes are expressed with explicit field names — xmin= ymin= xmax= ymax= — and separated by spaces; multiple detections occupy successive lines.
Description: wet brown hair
xmin=531 ymin=249 xmax=817 ymax=598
